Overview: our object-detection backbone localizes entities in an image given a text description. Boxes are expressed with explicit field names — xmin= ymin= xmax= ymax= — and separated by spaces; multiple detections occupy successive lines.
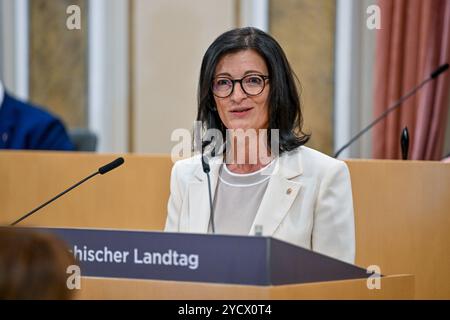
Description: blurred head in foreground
xmin=0 ymin=227 xmax=75 ymax=300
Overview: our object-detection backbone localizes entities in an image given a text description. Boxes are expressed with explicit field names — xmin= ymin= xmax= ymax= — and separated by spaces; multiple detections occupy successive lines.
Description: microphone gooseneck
xmin=334 ymin=63 xmax=449 ymax=158
xmin=10 ymin=157 xmax=125 ymax=226
xmin=201 ymin=153 xmax=215 ymax=234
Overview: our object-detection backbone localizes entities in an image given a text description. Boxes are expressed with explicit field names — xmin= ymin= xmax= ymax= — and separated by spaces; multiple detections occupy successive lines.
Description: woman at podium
xmin=165 ymin=27 xmax=355 ymax=264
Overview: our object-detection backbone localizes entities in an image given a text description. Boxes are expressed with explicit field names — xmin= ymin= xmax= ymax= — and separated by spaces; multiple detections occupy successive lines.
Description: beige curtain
xmin=373 ymin=0 xmax=450 ymax=160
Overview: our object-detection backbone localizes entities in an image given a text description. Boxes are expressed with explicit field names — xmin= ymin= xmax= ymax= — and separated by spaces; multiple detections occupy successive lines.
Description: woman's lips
xmin=230 ymin=107 xmax=253 ymax=117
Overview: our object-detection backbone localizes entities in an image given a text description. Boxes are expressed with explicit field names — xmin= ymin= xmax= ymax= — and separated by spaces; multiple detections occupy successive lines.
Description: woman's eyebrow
xmin=215 ymin=72 xmax=232 ymax=77
xmin=243 ymin=70 xmax=265 ymax=75
xmin=215 ymin=70 xmax=265 ymax=77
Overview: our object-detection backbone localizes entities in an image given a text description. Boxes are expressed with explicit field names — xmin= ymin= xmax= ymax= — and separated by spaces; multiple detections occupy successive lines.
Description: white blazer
xmin=165 ymin=146 xmax=355 ymax=264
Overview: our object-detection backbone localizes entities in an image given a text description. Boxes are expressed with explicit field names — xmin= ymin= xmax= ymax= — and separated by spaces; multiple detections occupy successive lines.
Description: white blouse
xmin=209 ymin=160 xmax=276 ymax=235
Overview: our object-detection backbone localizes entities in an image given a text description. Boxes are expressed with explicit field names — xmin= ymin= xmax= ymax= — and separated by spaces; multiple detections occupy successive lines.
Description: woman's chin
xmin=224 ymin=121 xmax=258 ymax=132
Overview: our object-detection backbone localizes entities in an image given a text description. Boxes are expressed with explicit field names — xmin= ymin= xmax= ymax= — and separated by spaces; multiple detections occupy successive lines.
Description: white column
xmin=334 ymin=0 xmax=376 ymax=159
xmin=88 ymin=0 xmax=129 ymax=153
xmin=240 ymin=0 xmax=269 ymax=31
xmin=334 ymin=0 xmax=358 ymax=159
xmin=0 ymin=0 xmax=29 ymax=100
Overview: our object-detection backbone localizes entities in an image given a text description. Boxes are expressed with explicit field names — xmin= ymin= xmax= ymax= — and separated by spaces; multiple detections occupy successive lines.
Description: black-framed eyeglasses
xmin=212 ymin=74 xmax=269 ymax=98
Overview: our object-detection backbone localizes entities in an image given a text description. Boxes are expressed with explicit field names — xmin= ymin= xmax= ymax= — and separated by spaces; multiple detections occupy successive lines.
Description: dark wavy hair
xmin=197 ymin=27 xmax=310 ymax=155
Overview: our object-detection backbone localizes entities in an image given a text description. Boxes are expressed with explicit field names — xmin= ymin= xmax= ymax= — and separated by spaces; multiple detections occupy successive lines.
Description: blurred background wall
xmin=131 ymin=0 xmax=236 ymax=154
xmin=0 ymin=0 xmax=449 ymax=158
xmin=29 ymin=0 xmax=88 ymax=128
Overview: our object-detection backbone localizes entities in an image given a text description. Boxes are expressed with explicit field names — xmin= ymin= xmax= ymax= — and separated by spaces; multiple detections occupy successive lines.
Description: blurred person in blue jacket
xmin=0 ymin=81 xmax=74 ymax=151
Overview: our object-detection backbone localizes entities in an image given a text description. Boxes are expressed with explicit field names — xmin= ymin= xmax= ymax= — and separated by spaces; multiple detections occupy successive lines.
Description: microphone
xmin=401 ymin=126 xmax=409 ymax=160
xmin=201 ymin=143 xmax=215 ymax=234
xmin=98 ymin=157 xmax=125 ymax=175
xmin=334 ymin=63 xmax=450 ymax=158
xmin=431 ymin=63 xmax=449 ymax=78
xmin=10 ymin=157 xmax=125 ymax=226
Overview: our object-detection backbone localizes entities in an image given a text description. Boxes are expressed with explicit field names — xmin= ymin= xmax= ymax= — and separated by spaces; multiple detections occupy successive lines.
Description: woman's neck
xmin=225 ymin=130 xmax=273 ymax=174
xmin=226 ymin=162 xmax=269 ymax=174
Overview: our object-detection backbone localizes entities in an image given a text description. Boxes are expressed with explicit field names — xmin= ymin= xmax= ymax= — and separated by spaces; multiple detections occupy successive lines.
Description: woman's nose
xmin=230 ymin=82 xmax=247 ymax=102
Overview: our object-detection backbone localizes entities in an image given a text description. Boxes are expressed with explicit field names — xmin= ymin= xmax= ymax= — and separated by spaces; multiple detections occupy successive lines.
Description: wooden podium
xmin=35 ymin=227 xmax=414 ymax=300
xmin=78 ymin=275 xmax=413 ymax=300
xmin=1 ymin=151 xmax=448 ymax=299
